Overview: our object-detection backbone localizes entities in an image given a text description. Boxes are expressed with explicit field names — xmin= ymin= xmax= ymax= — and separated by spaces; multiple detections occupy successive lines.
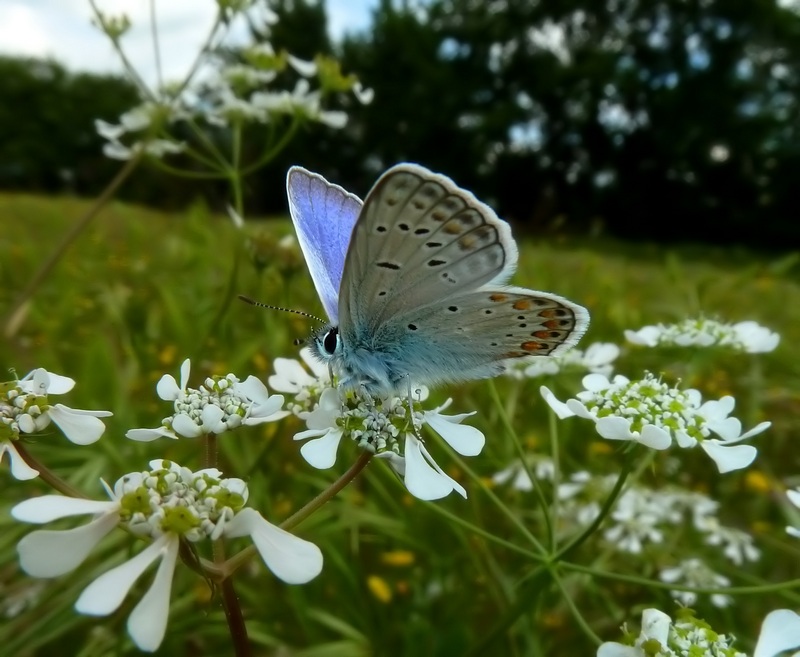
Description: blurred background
xmin=2 ymin=0 xmax=800 ymax=247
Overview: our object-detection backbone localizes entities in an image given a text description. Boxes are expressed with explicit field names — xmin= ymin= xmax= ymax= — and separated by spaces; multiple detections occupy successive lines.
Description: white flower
xmin=784 ymin=489 xmax=800 ymax=540
xmin=659 ymin=558 xmax=732 ymax=608
xmin=251 ymin=80 xmax=347 ymax=128
xmin=293 ymin=388 xmax=484 ymax=500
xmin=598 ymin=608 xmax=746 ymax=657
xmin=352 ymin=81 xmax=374 ymax=105
xmin=541 ymin=372 xmax=768 ymax=472
xmin=1 ymin=369 xmax=112 ymax=476
xmin=13 ymin=460 xmax=322 ymax=652
xmin=603 ymin=488 xmax=666 ymax=554
xmin=754 ymin=609 xmax=800 ymax=657
xmin=492 ymin=457 xmax=555 ymax=491
xmin=598 ymin=608 xmax=671 ymax=657
xmin=225 ymin=508 xmax=322 ymax=583
xmin=126 ymin=358 xmax=285 ymax=441
xmin=625 ymin=318 xmax=780 ymax=353
xmin=509 ymin=342 xmax=620 ymax=379
xmin=269 ymin=346 xmax=331 ymax=416
xmin=292 ymin=387 xmax=346 ymax=469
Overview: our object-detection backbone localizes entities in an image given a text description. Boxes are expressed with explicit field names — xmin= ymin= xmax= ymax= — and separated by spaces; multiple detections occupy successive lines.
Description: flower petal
xmin=594 ymin=416 xmax=634 ymax=441
xmin=126 ymin=536 xmax=179 ymax=652
xmin=226 ymin=509 xmax=323 ymax=584
xmin=1 ymin=441 xmax=40 ymax=480
xmin=597 ymin=643 xmax=641 ymax=657
xmin=299 ymin=429 xmax=344 ymax=469
xmin=540 ymin=386 xmax=576 ymax=419
xmin=425 ymin=412 xmax=485 ymax=456
xmin=754 ymin=609 xmax=800 ymax=657
xmin=17 ymin=513 xmax=118 ymax=577
xmin=702 ymin=441 xmax=757 ymax=473
xmin=12 ymin=496 xmax=117 ymax=523
xmin=76 ymin=535 xmax=169 ymax=616
xmin=156 ymin=374 xmax=181 ymax=401
xmin=403 ymin=434 xmax=466 ymax=500
xmin=126 ymin=427 xmax=179 ymax=442
xmin=638 ymin=424 xmax=672 ymax=450
xmin=48 ymin=404 xmax=111 ymax=444
xmin=172 ymin=413 xmax=202 ymax=438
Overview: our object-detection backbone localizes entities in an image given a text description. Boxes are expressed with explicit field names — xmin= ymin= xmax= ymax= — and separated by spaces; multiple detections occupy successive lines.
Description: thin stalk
xmin=219 ymin=451 xmax=374 ymax=577
xmin=487 ymin=380 xmax=553 ymax=550
xmin=4 ymin=152 xmax=144 ymax=337
xmin=13 ymin=443 xmax=87 ymax=498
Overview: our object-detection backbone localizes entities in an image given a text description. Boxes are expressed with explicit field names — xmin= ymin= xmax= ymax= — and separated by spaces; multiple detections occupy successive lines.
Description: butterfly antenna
xmin=237 ymin=295 xmax=326 ymax=326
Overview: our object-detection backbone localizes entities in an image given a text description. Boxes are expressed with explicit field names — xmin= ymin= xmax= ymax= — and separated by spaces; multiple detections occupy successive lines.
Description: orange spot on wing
xmin=532 ymin=331 xmax=551 ymax=339
xmin=490 ymin=293 xmax=508 ymax=302
xmin=444 ymin=221 xmax=462 ymax=234
xmin=543 ymin=320 xmax=560 ymax=329
xmin=521 ymin=341 xmax=546 ymax=352
xmin=513 ymin=299 xmax=532 ymax=310
xmin=539 ymin=309 xmax=556 ymax=318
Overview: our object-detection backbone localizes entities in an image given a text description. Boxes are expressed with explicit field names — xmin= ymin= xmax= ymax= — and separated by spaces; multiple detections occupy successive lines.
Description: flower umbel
xmin=625 ymin=318 xmax=780 ymax=353
xmin=294 ymin=387 xmax=485 ymax=500
xmin=1 ymin=368 xmax=113 ymax=479
xmin=598 ymin=607 xmax=746 ymax=657
xmin=126 ymin=359 xmax=285 ymax=441
xmin=12 ymin=460 xmax=323 ymax=652
xmin=659 ymin=558 xmax=733 ymax=608
xmin=541 ymin=372 xmax=768 ymax=472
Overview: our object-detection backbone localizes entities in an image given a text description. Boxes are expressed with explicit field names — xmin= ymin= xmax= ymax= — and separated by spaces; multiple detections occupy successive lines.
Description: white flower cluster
xmin=542 ymin=372 xmax=769 ymax=472
xmin=598 ymin=608 xmax=746 ymax=657
xmin=506 ymin=342 xmax=621 ymax=379
xmin=659 ymin=558 xmax=734 ymax=608
xmin=270 ymin=350 xmax=485 ymax=500
xmin=625 ymin=318 xmax=779 ymax=353
xmin=547 ymin=472 xmax=759 ymax=566
xmin=12 ymin=460 xmax=322 ymax=652
xmin=96 ymin=41 xmax=373 ymax=161
xmin=1 ymin=368 xmax=112 ymax=480
xmin=126 ymin=359 xmax=286 ymax=441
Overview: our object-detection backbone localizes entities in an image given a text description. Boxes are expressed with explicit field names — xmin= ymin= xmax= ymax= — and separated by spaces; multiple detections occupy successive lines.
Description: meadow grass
xmin=1 ymin=191 xmax=799 ymax=656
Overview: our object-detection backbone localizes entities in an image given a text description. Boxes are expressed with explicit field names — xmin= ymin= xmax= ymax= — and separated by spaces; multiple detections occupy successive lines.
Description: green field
xmin=1 ymin=191 xmax=799 ymax=656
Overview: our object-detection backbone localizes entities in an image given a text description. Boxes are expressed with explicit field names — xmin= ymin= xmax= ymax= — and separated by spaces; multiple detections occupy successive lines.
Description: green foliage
xmin=1 ymin=192 xmax=798 ymax=655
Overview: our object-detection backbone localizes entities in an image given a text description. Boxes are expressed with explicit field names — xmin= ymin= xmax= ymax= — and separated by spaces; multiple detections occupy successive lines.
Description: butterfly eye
xmin=322 ymin=327 xmax=339 ymax=355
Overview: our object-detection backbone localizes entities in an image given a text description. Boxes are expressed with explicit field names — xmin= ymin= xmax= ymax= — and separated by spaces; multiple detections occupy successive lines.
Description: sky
xmin=0 ymin=0 xmax=376 ymax=85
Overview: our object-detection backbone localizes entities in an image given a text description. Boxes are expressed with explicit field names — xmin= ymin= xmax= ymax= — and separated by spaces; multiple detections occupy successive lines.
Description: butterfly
xmin=286 ymin=163 xmax=589 ymax=397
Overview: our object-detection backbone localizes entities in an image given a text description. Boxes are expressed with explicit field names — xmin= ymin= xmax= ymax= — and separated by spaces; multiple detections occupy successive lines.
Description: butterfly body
xmin=288 ymin=164 xmax=589 ymax=397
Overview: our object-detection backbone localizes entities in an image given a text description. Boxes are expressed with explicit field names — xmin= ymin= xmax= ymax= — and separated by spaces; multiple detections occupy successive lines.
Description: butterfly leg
xmin=404 ymin=375 xmax=424 ymax=441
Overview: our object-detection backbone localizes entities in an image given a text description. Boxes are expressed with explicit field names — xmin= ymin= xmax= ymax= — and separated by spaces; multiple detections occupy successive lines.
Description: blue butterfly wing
xmin=287 ymin=167 xmax=362 ymax=323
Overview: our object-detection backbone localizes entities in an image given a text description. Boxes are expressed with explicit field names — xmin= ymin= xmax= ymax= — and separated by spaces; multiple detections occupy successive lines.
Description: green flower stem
xmin=487 ymin=380 xmax=554 ymax=550
xmin=219 ymin=571 xmax=251 ymax=657
xmin=13 ymin=442 xmax=88 ymax=499
xmin=747 ymin=353 xmax=764 ymax=425
xmin=217 ymin=451 xmax=374 ymax=578
xmin=547 ymin=405 xmax=561 ymax=552
xmin=240 ymin=116 xmax=301 ymax=176
xmin=416 ymin=493 xmax=543 ymax=560
xmin=464 ymin=564 xmax=548 ymax=657
xmin=561 ymin=561 xmax=800 ymax=598
xmin=204 ymin=433 xmax=218 ymax=470
xmin=550 ymin=566 xmax=602 ymax=645
xmin=446 ymin=446 xmax=546 ymax=555
xmin=4 ymin=151 xmax=144 ymax=337
xmin=554 ymin=445 xmax=643 ymax=562
xmin=88 ymin=0 xmax=152 ymax=98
